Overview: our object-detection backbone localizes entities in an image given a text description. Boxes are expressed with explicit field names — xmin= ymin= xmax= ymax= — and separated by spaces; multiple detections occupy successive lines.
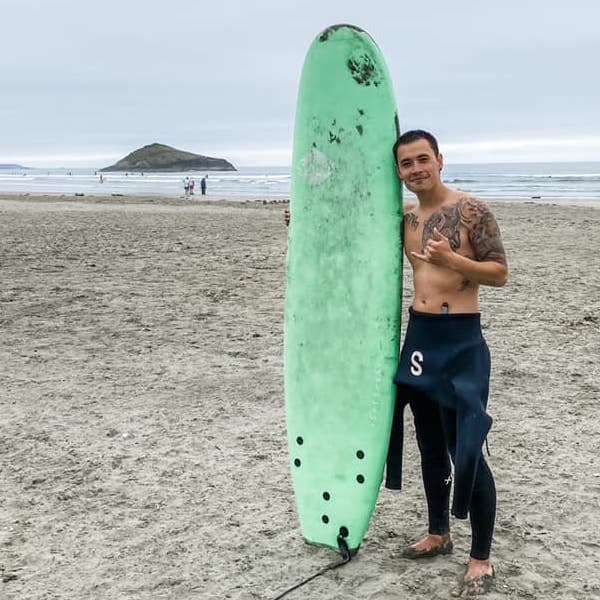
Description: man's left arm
xmin=446 ymin=248 xmax=508 ymax=287
xmin=451 ymin=199 xmax=508 ymax=286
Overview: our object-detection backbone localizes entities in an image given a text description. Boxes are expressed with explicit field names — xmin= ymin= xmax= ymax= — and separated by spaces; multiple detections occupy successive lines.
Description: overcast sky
xmin=1 ymin=0 xmax=599 ymax=167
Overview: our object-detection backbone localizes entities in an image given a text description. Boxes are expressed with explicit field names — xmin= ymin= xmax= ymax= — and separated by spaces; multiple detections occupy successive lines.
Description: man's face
xmin=395 ymin=139 xmax=443 ymax=194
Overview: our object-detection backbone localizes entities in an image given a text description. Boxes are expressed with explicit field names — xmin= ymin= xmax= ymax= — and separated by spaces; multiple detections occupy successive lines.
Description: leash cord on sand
xmin=272 ymin=534 xmax=352 ymax=600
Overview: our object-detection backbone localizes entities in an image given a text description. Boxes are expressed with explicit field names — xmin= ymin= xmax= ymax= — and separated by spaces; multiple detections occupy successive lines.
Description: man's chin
xmin=406 ymin=182 xmax=429 ymax=193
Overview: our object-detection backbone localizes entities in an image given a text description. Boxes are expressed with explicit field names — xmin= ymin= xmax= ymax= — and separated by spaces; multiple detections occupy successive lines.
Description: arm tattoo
xmin=404 ymin=212 xmax=419 ymax=230
xmin=458 ymin=197 xmax=507 ymax=265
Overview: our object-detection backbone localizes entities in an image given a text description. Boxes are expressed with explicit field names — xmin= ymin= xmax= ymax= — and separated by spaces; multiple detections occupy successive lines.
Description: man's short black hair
xmin=393 ymin=130 xmax=440 ymax=164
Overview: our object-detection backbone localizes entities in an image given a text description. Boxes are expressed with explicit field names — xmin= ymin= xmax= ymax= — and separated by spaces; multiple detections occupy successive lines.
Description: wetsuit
xmin=386 ymin=307 xmax=496 ymax=560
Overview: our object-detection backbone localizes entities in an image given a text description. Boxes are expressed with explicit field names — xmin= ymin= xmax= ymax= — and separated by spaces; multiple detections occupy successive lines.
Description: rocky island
xmin=100 ymin=143 xmax=236 ymax=172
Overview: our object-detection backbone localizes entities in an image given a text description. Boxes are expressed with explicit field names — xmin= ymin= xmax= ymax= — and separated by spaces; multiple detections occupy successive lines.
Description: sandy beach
xmin=1 ymin=193 xmax=599 ymax=600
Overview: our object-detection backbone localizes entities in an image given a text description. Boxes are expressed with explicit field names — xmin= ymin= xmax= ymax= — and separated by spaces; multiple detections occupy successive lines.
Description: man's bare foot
xmin=452 ymin=558 xmax=495 ymax=596
xmin=465 ymin=558 xmax=493 ymax=581
xmin=399 ymin=533 xmax=453 ymax=559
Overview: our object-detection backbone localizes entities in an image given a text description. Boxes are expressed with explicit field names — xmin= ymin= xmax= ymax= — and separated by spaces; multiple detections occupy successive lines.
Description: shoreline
xmin=1 ymin=191 xmax=600 ymax=210
xmin=0 ymin=191 xmax=290 ymax=204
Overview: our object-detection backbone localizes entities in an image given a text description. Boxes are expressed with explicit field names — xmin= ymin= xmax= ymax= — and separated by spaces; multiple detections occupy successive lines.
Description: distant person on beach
xmin=200 ymin=175 xmax=207 ymax=195
xmin=99 ymin=174 xmax=104 ymax=184
xmin=189 ymin=177 xmax=195 ymax=195
xmin=386 ymin=129 xmax=507 ymax=596
xmin=183 ymin=176 xmax=190 ymax=196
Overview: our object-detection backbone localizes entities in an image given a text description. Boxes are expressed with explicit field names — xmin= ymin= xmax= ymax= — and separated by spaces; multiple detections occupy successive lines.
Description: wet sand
xmin=1 ymin=194 xmax=599 ymax=599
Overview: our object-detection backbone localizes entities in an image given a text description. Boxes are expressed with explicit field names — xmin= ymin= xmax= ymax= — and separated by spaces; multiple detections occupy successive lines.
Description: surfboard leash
xmin=271 ymin=534 xmax=352 ymax=600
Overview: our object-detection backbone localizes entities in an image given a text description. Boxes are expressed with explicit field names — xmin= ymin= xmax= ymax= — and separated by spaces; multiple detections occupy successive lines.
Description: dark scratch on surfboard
xmin=347 ymin=54 xmax=381 ymax=86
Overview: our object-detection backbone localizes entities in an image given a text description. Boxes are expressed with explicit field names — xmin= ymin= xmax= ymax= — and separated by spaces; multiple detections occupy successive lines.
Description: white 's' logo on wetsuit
xmin=410 ymin=351 xmax=424 ymax=376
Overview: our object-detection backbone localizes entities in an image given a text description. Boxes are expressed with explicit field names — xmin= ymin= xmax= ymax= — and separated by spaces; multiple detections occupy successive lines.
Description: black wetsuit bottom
xmin=409 ymin=390 xmax=496 ymax=560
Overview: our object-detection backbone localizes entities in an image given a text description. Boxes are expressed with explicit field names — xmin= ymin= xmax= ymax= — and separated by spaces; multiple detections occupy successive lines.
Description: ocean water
xmin=1 ymin=162 xmax=600 ymax=202
xmin=439 ymin=162 xmax=600 ymax=202
xmin=0 ymin=167 xmax=292 ymax=198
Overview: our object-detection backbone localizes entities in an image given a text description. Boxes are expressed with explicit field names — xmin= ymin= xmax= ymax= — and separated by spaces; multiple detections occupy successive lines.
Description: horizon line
xmin=2 ymin=135 xmax=600 ymax=168
xmin=3 ymin=158 xmax=600 ymax=171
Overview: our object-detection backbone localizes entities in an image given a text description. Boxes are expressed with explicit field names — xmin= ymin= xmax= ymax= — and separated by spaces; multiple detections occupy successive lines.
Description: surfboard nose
xmin=318 ymin=24 xmax=370 ymax=43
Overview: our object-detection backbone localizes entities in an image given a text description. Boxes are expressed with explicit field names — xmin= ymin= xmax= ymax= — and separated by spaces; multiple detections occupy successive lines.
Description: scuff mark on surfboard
xmin=328 ymin=119 xmax=346 ymax=144
xmin=347 ymin=53 xmax=381 ymax=87
xmin=299 ymin=148 xmax=335 ymax=186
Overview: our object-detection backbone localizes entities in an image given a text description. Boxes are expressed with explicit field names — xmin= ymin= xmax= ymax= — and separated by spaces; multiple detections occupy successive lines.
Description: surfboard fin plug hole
xmin=356 ymin=474 xmax=365 ymax=484
xmin=339 ymin=526 xmax=349 ymax=538
xmin=322 ymin=515 xmax=329 ymax=524
xmin=356 ymin=450 xmax=365 ymax=459
xmin=323 ymin=491 xmax=330 ymax=501
xmin=296 ymin=436 xmax=304 ymax=445
xmin=294 ymin=459 xmax=301 ymax=467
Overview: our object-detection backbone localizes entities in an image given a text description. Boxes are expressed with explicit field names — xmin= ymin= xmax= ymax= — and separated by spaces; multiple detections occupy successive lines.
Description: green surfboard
xmin=284 ymin=24 xmax=403 ymax=554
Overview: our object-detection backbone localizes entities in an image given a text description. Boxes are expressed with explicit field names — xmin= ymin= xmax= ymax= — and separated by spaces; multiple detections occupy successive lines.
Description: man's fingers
xmin=433 ymin=227 xmax=447 ymax=240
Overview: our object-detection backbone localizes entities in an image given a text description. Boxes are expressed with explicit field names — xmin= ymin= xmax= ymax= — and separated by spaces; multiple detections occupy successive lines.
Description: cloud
xmin=1 ymin=1 xmax=600 ymax=167
xmin=443 ymin=137 xmax=600 ymax=163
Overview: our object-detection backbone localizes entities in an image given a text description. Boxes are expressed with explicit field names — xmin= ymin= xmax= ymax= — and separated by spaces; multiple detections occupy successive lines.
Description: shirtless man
xmin=391 ymin=130 xmax=507 ymax=595
xmin=284 ymin=130 xmax=506 ymax=593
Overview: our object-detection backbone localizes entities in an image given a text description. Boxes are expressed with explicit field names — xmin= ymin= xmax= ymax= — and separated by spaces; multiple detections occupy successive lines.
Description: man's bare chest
xmin=403 ymin=204 xmax=472 ymax=255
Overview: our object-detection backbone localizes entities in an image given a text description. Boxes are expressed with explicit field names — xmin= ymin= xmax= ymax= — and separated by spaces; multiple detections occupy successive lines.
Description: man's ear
xmin=438 ymin=153 xmax=444 ymax=172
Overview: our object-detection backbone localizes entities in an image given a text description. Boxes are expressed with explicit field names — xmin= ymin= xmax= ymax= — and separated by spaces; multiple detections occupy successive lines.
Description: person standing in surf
xmin=387 ymin=129 xmax=507 ymax=596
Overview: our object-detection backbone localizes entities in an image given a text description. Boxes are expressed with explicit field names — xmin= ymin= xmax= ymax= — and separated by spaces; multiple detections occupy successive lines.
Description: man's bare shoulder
xmin=404 ymin=202 xmax=417 ymax=214
xmin=456 ymin=195 xmax=495 ymax=215
xmin=454 ymin=196 xmax=502 ymax=228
